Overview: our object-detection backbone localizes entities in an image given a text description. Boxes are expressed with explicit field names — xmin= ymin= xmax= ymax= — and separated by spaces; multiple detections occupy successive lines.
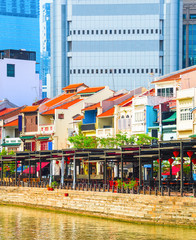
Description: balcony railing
xmin=81 ymin=124 xmax=96 ymax=131
xmin=4 ymin=137 xmax=21 ymax=144
xmin=96 ymin=128 xmax=114 ymax=138
xmin=39 ymin=124 xmax=55 ymax=134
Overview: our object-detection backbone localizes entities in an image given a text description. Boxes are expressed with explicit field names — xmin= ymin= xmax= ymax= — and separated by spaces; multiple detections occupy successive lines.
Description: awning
xmin=162 ymin=112 xmax=176 ymax=123
xmin=20 ymin=136 xmax=35 ymax=140
xmin=4 ymin=119 xmax=18 ymax=127
xmin=1 ymin=143 xmax=21 ymax=147
xmin=36 ymin=136 xmax=50 ymax=140
xmin=189 ymin=134 xmax=196 ymax=138
xmin=23 ymin=162 xmax=49 ymax=174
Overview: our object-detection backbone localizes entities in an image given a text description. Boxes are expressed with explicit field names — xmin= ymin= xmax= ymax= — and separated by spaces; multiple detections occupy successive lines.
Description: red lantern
xmin=157 ymin=159 xmax=161 ymax=164
xmin=168 ymin=158 xmax=174 ymax=165
xmin=192 ymin=159 xmax=196 ymax=165
xmin=56 ymin=160 xmax=59 ymax=165
xmin=187 ymin=151 xmax=194 ymax=158
xmin=173 ymin=151 xmax=179 ymax=157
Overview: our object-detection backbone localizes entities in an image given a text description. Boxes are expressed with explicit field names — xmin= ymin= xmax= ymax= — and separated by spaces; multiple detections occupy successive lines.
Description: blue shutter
xmin=48 ymin=142 xmax=53 ymax=150
xmin=18 ymin=115 xmax=22 ymax=132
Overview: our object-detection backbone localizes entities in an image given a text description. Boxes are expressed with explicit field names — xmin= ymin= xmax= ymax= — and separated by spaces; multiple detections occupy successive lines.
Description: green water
xmin=0 ymin=206 xmax=196 ymax=240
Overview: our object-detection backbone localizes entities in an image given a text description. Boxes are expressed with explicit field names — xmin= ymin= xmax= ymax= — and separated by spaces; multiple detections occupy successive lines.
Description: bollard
xmin=131 ymin=187 xmax=134 ymax=194
xmin=155 ymin=187 xmax=158 ymax=196
xmin=86 ymin=184 xmax=89 ymax=191
xmin=121 ymin=186 xmax=124 ymax=193
xmin=90 ymin=184 xmax=92 ymax=191
xmin=149 ymin=187 xmax=151 ymax=195
xmin=98 ymin=184 xmax=101 ymax=192
xmin=143 ymin=186 xmax=145 ymax=195
xmin=94 ymin=184 xmax=96 ymax=192
xmin=126 ymin=187 xmax=129 ymax=194
xmin=67 ymin=183 xmax=69 ymax=190
xmin=112 ymin=185 xmax=114 ymax=193
xmin=103 ymin=184 xmax=105 ymax=192
xmin=137 ymin=186 xmax=140 ymax=194
xmin=161 ymin=186 xmax=164 ymax=196
xmin=193 ymin=188 xmax=196 ymax=198
xmin=168 ymin=187 xmax=170 ymax=196
xmin=107 ymin=185 xmax=110 ymax=192
xmin=82 ymin=183 xmax=84 ymax=191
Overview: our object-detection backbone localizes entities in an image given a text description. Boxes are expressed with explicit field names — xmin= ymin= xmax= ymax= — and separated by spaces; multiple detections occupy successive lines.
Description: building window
xmin=73 ymin=30 xmax=76 ymax=35
xmin=141 ymin=69 xmax=144 ymax=73
xmin=119 ymin=30 xmax=121 ymax=34
xmin=137 ymin=29 xmax=140 ymax=34
xmin=155 ymin=29 xmax=158 ymax=34
xmin=78 ymin=69 xmax=80 ymax=74
xmin=96 ymin=30 xmax=99 ymax=34
xmin=123 ymin=69 xmax=126 ymax=74
xmin=91 ymin=69 xmax=94 ymax=74
xmin=82 ymin=69 xmax=85 ymax=74
xmin=7 ymin=64 xmax=15 ymax=77
xmin=128 ymin=69 xmax=130 ymax=73
xmin=157 ymin=88 xmax=173 ymax=97
xmin=190 ymin=14 xmax=196 ymax=19
xmin=87 ymin=30 xmax=89 ymax=34
xmin=137 ymin=69 xmax=139 ymax=73
xmin=128 ymin=30 xmax=130 ymax=34
xmin=141 ymin=29 xmax=144 ymax=34
xmin=96 ymin=69 xmax=99 ymax=74
xmin=73 ymin=69 xmax=76 ymax=74
xmin=123 ymin=30 xmax=126 ymax=34
xmin=82 ymin=30 xmax=85 ymax=34
xmin=110 ymin=69 xmax=112 ymax=74
xmin=87 ymin=69 xmax=90 ymax=74
xmin=105 ymin=30 xmax=108 ymax=34
xmin=70 ymin=31 xmax=72 ymax=35
xmin=151 ymin=69 xmax=153 ymax=73
xmin=91 ymin=30 xmax=94 ymax=34
xmin=110 ymin=30 xmax=112 ymax=34
xmin=135 ymin=112 xmax=144 ymax=122
xmin=151 ymin=29 xmax=153 ymax=34
xmin=121 ymin=115 xmax=125 ymax=118
xmin=155 ymin=69 xmax=158 ymax=74
xmin=105 ymin=69 xmax=108 ymax=74
xmin=146 ymin=29 xmax=149 ymax=34
xmin=126 ymin=115 xmax=130 ymax=118
xmin=146 ymin=69 xmax=149 ymax=73
xmin=114 ymin=69 xmax=117 ymax=74
xmin=132 ymin=69 xmax=135 ymax=74
xmin=114 ymin=30 xmax=117 ymax=34
xmin=119 ymin=69 xmax=121 ymax=74
xmin=58 ymin=114 xmax=64 ymax=119
xmin=132 ymin=29 xmax=135 ymax=34
xmin=100 ymin=69 xmax=103 ymax=74
xmin=70 ymin=70 xmax=72 ymax=74
xmin=100 ymin=30 xmax=103 ymax=34
xmin=180 ymin=108 xmax=192 ymax=121
xmin=78 ymin=30 xmax=80 ymax=35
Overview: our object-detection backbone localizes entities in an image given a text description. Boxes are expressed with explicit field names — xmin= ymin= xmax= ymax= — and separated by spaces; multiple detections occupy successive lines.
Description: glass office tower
xmin=50 ymin=0 xmax=183 ymax=97
xmin=0 ymin=0 xmax=40 ymax=72
xmin=183 ymin=1 xmax=196 ymax=68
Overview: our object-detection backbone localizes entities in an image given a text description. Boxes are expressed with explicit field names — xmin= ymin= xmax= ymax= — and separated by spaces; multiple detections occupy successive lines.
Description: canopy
xmin=1 ymin=143 xmax=21 ymax=147
xmin=36 ymin=136 xmax=50 ymax=140
xmin=20 ymin=136 xmax=35 ymax=140
xmin=23 ymin=162 xmax=49 ymax=174
xmin=162 ymin=112 xmax=176 ymax=123
xmin=162 ymin=165 xmax=180 ymax=176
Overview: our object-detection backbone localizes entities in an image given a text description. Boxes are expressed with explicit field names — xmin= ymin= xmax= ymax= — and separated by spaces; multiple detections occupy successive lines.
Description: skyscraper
xmin=183 ymin=0 xmax=196 ymax=68
xmin=50 ymin=0 xmax=183 ymax=97
xmin=0 ymin=0 xmax=40 ymax=72
xmin=40 ymin=0 xmax=52 ymax=98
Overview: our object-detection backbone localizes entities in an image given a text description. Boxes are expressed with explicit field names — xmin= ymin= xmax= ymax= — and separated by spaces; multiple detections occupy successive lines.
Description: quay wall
xmin=0 ymin=187 xmax=196 ymax=227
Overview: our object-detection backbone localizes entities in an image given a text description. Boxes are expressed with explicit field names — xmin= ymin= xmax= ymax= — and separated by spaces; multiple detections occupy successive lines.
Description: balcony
xmin=132 ymin=122 xmax=145 ymax=133
xmin=81 ymin=124 xmax=96 ymax=132
xmin=39 ymin=124 xmax=55 ymax=134
xmin=1 ymin=138 xmax=22 ymax=148
xmin=96 ymin=128 xmax=114 ymax=138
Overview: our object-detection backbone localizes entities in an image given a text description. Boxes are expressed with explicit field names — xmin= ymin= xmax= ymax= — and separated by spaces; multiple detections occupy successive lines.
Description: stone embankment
xmin=0 ymin=187 xmax=196 ymax=227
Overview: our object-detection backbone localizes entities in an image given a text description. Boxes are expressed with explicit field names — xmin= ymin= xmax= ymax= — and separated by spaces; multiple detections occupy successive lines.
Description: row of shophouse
xmin=1 ymin=65 xmax=196 ymax=152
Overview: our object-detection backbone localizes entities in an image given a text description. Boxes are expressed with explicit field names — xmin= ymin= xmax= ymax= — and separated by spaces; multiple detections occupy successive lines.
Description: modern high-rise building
xmin=50 ymin=0 xmax=183 ymax=97
xmin=40 ymin=0 xmax=52 ymax=99
xmin=183 ymin=0 xmax=196 ymax=68
xmin=0 ymin=0 xmax=40 ymax=73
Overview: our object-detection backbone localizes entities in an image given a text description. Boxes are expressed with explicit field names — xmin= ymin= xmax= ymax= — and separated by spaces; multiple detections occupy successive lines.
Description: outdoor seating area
xmin=1 ymin=139 xmax=196 ymax=197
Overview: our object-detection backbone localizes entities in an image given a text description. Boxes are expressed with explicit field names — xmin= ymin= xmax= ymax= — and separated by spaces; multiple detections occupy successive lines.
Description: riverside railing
xmin=1 ymin=180 xmax=196 ymax=198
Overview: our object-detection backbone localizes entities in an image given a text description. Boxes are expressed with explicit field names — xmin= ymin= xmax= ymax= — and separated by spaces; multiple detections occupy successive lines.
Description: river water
xmin=0 ymin=206 xmax=196 ymax=240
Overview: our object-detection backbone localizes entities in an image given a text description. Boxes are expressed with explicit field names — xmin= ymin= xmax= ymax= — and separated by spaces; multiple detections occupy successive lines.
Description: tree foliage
xmin=68 ymin=132 xmax=157 ymax=149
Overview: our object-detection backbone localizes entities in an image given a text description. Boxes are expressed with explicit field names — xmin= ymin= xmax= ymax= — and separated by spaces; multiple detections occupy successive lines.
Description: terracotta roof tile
xmin=4 ymin=119 xmax=18 ymax=127
xmin=82 ymin=103 xmax=100 ymax=111
xmin=118 ymin=96 xmax=134 ymax=106
xmin=77 ymin=87 xmax=105 ymax=94
xmin=152 ymin=67 xmax=196 ymax=84
xmin=62 ymin=83 xmax=87 ymax=90
xmin=0 ymin=108 xmax=17 ymax=116
xmin=21 ymin=105 xmax=39 ymax=113
xmin=42 ymin=99 xmax=82 ymax=115
xmin=97 ymin=107 xmax=114 ymax=118
xmin=73 ymin=115 xmax=84 ymax=121
xmin=43 ymin=93 xmax=75 ymax=108
xmin=106 ymin=94 xmax=125 ymax=101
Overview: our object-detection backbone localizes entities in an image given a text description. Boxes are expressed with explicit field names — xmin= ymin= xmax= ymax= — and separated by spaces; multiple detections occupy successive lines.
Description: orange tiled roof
xmin=82 ymin=103 xmax=100 ymax=111
xmin=106 ymin=94 xmax=125 ymax=101
xmin=141 ymin=88 xmax=155 ymax=96
xmin=21 ymin=105 xmax=39 ymax=113
xmin=42 ymin=99 xmax=82 ymax=115
xmin=77 ymin=87 xmax=105 ymax=94
xmin=97 ymin=107 xmax=114 ymax=118
xmin=62 ymin=83 xmax=86 ymax=90
xmin=73 ymin=115 xmax=84 ymax=121
xmin=0 ymin=108 xmax=17 ymax=116
xmin=4 ymin=119 xmax=18 ymax=127
xmin=152 ymin=67 xmax=196 ymax=84
xmin=118 ymin=96 xmax=134 ymax=106
xmin=44 ymin=93 xmax=75 ymax=108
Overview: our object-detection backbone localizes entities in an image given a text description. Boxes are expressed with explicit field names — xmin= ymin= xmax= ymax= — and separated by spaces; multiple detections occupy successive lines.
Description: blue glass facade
xmin=0 ymin=0 xmax=40 ymax=72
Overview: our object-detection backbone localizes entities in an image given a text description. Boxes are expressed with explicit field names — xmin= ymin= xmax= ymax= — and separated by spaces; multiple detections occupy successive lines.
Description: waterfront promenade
xmin=0 ymin=186 xmax=196 ymax=227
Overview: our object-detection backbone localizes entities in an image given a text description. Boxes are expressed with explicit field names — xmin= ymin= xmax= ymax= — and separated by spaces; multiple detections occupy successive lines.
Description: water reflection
xmin=0 ymin=206 xmax=196 ymax=240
